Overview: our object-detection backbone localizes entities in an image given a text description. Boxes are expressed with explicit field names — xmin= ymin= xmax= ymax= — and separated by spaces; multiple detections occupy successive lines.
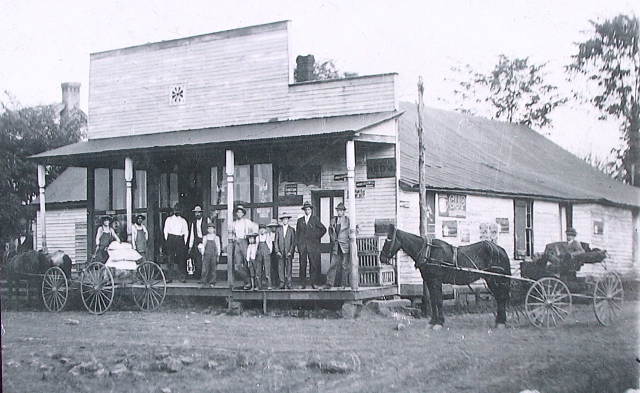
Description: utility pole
xmin=417 ymin=77 xmax=429 ymax=316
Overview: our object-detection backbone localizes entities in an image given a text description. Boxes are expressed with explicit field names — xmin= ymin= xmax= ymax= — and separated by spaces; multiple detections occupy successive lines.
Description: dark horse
xmin=3 ymin=249 xmax=72 ymax=304
xmin=380 ymin=225 xmax=511 ymax=329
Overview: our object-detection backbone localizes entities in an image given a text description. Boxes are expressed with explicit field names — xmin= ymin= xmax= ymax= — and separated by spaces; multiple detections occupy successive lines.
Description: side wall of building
xmin=36 ymin=208 xmax=88 ymax=266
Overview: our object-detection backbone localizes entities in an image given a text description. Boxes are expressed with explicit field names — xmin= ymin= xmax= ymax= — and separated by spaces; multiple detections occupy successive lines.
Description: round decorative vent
xmin=170 ymin=85 xmax=185 ymax=105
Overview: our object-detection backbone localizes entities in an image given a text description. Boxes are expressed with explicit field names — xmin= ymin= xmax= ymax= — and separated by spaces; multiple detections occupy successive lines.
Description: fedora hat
xmin=246 ymin=232 xmax=258 ymax=238
xmin=565 ymin=227 xmax=577 ymax=236
xmin=234 ymin=204 xmax=246 ymax=214
xmin=279 ymin=213 xmax=292 ymax=219
xmin=100 ymin=215 xmax=113 ymax=222
xmin=335 ymin=202 xmax=346 ymax=210
xmin=192 ymin=206 xmax=204 ymax=213
xmin=207 ymin=222 xmax=216 ymax=228
xmin=301 ymin=201 xmax=313 ymax=210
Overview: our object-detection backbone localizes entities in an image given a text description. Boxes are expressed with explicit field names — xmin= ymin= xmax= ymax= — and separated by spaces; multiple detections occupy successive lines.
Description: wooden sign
xmin=355 ymin=189 xmax=366 ymax=198
xmin=284 ymin=183 xmax=298 ymax=196
xmin=334 ymin=173 xmax=347 ymax=181
xmin=356 ymin=180 xmax=375 ymax=188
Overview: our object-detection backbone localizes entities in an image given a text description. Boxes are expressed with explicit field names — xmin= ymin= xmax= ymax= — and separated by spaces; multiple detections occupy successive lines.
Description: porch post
xmin=346 ymin=140 xmax=358 ymax=289
xmin=226 ymin=150 xmax=235 ymax=287
xmin=125 ymin=157 xmax=133 ymax=243
xmin=37 ymin=164 xmax=48 ymax=253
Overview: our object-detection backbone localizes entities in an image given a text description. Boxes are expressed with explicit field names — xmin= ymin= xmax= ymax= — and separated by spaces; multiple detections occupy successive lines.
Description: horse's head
xmin=380 ymin=225 xmax=400 ymax=263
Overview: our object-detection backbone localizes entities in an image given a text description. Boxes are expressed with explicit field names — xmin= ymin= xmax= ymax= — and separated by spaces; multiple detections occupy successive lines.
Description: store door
xmin=312 ymin=190 xmax=344 ymax=274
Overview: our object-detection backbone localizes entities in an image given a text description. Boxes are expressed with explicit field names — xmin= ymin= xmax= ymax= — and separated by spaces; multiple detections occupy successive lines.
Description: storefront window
xmin=234 ymin=164 xmax=251 ymax=205
xmin=134 ymin=170 xmax=147 ymax=208
xmin=94 ymin=168 xmax=109 ymax=210
xmin=112 ymin=169 xmax=126 ymax=210
xmin=160 ymin=173 xmax=179 ymax=209
xmin=253 ymin=164 xmax=273 ymax=203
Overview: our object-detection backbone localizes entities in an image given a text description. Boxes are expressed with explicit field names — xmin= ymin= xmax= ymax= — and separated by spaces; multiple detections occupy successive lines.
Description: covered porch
xmin=30 ymin=111 xmax=402 ymax=300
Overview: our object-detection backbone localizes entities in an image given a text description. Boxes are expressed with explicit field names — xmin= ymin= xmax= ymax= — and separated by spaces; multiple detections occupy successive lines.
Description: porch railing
xmin=356 ymin=237 xmax=395 ymax=286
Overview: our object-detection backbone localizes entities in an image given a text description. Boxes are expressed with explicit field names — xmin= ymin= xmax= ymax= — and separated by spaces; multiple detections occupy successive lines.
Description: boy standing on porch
xmin=275 ymin=214 xmax=296 ymax=289
xmin=295 ymin=201 xmax=326 ymax=289
xmin=323 ymin=203 xmax=350 ymax=289
xmin=199 ymin=222 xmax=220 ymax=288
xmin=255 ymin=223 xmax=273 ymax=290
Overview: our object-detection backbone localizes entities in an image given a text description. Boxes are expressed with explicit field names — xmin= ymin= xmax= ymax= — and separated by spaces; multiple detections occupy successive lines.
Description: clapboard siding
xmin=88 ymin=25 xmax=291 ymax=139
xmin=532 ymin=201 xmax=563 ymax=253
xmin=573 ymin=204 xmax=635 ymax=276
xmin=397 ymin=189 xmax=422 ymax=285
xmin=88 ymin=22 xmax=398 ymax=140
xmin=35 ymin=208 xmax=87 ymax=265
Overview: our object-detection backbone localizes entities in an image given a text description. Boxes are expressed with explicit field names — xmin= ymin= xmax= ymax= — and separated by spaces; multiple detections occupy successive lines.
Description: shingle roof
xmin=399 ymin=102 xmax=640 ymax=208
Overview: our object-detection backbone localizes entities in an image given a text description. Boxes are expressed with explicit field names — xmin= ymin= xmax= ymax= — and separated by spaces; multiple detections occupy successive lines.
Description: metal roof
xmin=30 ymin=111 xmax=399 ymax=166
xmin=33 ymin=167 xmax=86 ymax=205
xmin=399 ymin=102 xmax=640 ymax=209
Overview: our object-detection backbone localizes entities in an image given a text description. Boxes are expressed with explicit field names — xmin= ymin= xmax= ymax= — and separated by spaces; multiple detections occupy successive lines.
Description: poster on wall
xmin=442 ymin=221 xmax=458 ymax=237
xmin=479 ymin=222 xmax=499 ymax=243
xmin=427 ymin=192 xmax=436 ymax=234
xmin=438 ymin=193 xmax=467 ymax=218
xmin=496 ymin=218 xmax=509 ymax=233
xmin=460 ymin=228 xmax=471 ymax=243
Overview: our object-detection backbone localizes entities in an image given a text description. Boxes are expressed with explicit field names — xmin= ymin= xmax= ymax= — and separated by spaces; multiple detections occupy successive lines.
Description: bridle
xmin=380 ymin=227 xmax=399 ymax=261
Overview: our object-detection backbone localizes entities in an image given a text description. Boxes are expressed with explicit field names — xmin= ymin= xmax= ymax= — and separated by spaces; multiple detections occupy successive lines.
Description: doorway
xmin=312 ymin=190 xmax=344 ymax=274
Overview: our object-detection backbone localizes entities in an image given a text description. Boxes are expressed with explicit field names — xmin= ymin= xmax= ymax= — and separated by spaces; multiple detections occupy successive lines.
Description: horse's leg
xmin=487 ymin=277 xmax=509 ymax=328
xmin=426 ymin=279 xmax=445 ymax=328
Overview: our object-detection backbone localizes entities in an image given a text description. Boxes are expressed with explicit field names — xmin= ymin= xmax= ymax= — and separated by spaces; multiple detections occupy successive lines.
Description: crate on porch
xmin=357 ymin=237 xmax=396 ymax=286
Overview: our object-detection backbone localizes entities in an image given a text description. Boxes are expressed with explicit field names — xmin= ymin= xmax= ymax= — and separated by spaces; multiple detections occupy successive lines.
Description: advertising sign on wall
xmin=438 ymin=193 xmax=467 ymax=218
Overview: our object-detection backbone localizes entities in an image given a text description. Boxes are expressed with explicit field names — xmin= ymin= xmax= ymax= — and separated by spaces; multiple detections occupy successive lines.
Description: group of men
xmin=162 ymin=201 xmax=351 ymax=289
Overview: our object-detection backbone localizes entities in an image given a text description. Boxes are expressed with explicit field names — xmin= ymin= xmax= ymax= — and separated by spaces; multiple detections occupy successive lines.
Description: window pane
xmin=94 ymin=168 xmax=109 ymax=210
xmin=160 ymin=173 xmax=169 ymax=208
xmin=254 ymin=207 xmax=272 ymax=227
xmin=112 ymin=169 xmax=126 ymax=210
xmin=253 ymin=164 xmax=272 ymax=203
xmin=134 ymin=170 xmax=147 ymax=208
xmin=234 ymin=165 xmax=251 ymax=204
xmin=169 ymin=173 xmax=179 ymax=209
xmin=210 ymin=167 xmax=222 ymax=205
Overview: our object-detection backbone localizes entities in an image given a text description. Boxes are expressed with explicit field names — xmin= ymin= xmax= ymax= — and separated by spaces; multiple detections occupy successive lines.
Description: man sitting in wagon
xmin=543 ymin=228 xmax=585 ymax=275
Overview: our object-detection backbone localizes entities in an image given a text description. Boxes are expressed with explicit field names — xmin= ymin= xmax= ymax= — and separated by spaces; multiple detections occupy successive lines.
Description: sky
xmin=0 ymin=0 xmax=637 ymax=160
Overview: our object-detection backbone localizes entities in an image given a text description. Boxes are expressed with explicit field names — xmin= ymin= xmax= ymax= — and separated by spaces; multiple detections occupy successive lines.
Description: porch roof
xmin=30 ymin=111 xmax=400 ymax=166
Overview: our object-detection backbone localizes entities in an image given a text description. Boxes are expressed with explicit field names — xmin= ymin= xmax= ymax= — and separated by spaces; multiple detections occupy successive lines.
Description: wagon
xmin=515 ymin=242 xmax=624 ymax=328
xmin=40 ymin=243 xmax=166 ymax=315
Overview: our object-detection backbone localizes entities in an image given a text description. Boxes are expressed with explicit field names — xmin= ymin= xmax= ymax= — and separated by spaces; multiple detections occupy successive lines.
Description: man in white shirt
xmin=231 ymin=205 xmax=258 ymax=290
xmin=164 ymin=204 xmax=189 ymax=283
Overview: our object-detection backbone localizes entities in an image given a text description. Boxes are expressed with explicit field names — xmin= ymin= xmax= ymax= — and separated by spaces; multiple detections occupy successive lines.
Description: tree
xmin=567 ymin=14 xmax=639 ymax=186
xmin=294 ymin=56 xmax=358 ymax=82
xmin=0 ymin=96 xmax=86 ymax=247
xmin=449 ymin=55 xmax=567 ymax=129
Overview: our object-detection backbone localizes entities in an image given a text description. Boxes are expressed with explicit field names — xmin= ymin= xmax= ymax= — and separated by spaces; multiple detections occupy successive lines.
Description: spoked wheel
xmin=132 ymin=261 xmax=166 ymax=311
xmin=81 ymin=262 xmax=115 ymax=315
xmin=41 ymin=266 xmax=69 ymax=312
xmin=593 ymin=272 xmax=624 ymax=326
xmin=525 ymin=277 xmax=572 ymax=328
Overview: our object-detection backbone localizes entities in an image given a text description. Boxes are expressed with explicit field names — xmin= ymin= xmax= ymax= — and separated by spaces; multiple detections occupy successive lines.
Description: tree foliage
xmin=567 ymin=14 xmax=639 ymax=186
xmin=450 ymin=55 xmax=567 ymax=129
xmin=0 ymin=97 xmax=86 ymax=245
xmin=294 ymin=57 xmax=358 ymax=82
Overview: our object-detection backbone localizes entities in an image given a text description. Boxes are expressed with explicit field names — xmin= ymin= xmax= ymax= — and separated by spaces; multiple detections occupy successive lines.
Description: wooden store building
xmin=32 ymin=21 xmax=639 ymax=302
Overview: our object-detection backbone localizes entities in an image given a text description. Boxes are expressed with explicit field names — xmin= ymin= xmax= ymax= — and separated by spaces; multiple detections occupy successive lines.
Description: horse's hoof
xmin=432 ymin=324 xmax=443 ymax=331
xmin=496 ymin=323 xmax=507 ymax=330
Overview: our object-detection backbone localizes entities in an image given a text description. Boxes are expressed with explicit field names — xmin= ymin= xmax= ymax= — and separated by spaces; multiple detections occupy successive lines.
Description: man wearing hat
xmin=565 ymin=227 xmax=585 ymax=256
xmin=164 ymin=204 xmax=189 ymax=283
xmin=275 ymin=213 xmax=296 ymax=289
xmin=94 ymin=215 xmax=120 ymax=263
xmin=266 ymin=219 xmax=280 ymax=287
xmin=187 ymin=205 xmax=210 ymax=282
xmin=131 ymin=214 xmax=149 ymax=260
xmin=295 ymin=201 xmax=327 ymax=289
xmin=231 ymin=205 xmax=259 ymax=289
xmin=324 ymin=202 xmax=350 ymax=289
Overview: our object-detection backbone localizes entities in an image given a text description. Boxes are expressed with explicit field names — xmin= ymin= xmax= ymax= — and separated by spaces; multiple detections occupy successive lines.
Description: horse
xmin=379 ymin=225 xmax=511 ymax=329
xmin=3 ymin=249 xmax=72 ymax=305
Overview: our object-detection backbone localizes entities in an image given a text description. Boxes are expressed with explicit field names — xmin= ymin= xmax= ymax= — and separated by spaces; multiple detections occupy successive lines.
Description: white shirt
xmin=164 ymin=214 xmax=188 ymax=242
xmin=233 ymin=217 xmax=257 ymax=239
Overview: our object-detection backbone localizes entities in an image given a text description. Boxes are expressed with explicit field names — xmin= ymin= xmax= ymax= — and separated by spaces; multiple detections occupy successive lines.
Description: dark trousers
xmin=299 ymin=251 xmax=321 ymax=286
xmin=232 ymin=239 xmax=250 ymax=284
xmin=255 ymin=243 xmax=272 ymax=288
xmin=166 ymin=234 xmax=186 ymax=280
xmin=278 ymin=255 xmax=293 ymax=287
xmin=326 ymin=248 xmax=349 ymax=287
xmin=201 ymin=252 xmax=218 ymax=284
xmin=190 ymin=244 xmax=203 ymax=279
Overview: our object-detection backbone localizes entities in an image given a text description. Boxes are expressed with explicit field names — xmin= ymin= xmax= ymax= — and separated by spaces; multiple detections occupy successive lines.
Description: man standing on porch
xmin=188 ymin=206 xmax=210 ymax=282
xmin=275 ymin=214 xmax=295 ymax=289
xmin=296 ymin=201 xmax=326 ymax=289
xmin=324 ymin=202 xmax=350 ymax=289
xmin=164 ymin=204 xmax=189 ymax=283
xmin=231 ymin=205 xmax=258 ymax=290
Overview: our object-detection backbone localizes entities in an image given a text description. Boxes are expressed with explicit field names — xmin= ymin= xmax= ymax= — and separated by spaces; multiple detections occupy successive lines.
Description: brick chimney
xmin=61 ymin=82 xmax=81 ymax=118
xmin=295 ymin=55 xmax=315 ymax=82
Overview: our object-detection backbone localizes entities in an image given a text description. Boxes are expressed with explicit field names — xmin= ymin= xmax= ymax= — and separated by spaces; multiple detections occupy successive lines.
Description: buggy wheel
xmin=525 ymin=277 xmax=572 ymax=328
xmin=132 ymin=261 xmax=166 ymax=311
xmin=80 ymin=262 xmax=115 ymax=315
xmin=593 ymin=272 xmax=624 ymax=326
xmin=41 ymin=267 xmax=68 ymax=312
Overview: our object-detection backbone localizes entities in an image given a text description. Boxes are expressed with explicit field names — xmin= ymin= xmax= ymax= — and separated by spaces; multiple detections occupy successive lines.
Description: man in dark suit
xmin=187 ymin=206 xmax=210 ymax=281
xmin=295 ymin=201 xmax=326 ymax=289
xmin=274 ymin=213 xmax=296 ymax=289
xmin=324 ymin=202 xmax=350 ymax=289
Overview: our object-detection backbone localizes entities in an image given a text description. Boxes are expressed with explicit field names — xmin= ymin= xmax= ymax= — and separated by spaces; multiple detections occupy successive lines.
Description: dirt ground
xmin=1 ymin=297 xmax=638 ymax=393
